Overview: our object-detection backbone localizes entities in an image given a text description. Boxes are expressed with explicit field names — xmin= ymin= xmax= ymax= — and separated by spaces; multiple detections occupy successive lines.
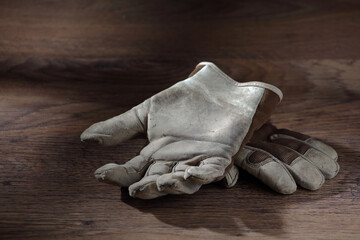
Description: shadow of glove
xmin=81 ymin=62 xmax=282 ymax=199
xmin=234 ymin=123 xmax=339 ymax=194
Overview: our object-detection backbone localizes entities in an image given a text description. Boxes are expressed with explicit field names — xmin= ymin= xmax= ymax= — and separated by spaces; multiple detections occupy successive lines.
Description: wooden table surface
xmin=0 ymin=1 xmax=359 ymax=239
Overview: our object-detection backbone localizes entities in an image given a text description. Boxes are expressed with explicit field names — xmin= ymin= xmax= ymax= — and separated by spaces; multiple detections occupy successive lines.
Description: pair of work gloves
xmin=81 ymin=62 xmax=339 ymax=199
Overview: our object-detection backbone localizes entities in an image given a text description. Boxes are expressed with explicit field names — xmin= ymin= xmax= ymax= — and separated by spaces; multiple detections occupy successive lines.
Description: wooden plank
xmin=0 ymin=1 xmax=359 ymax=239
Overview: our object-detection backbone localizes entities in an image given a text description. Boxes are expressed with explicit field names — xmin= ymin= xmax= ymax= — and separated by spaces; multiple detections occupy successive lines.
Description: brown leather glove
xmin=234 ymin=123 xmax=339 ymax=194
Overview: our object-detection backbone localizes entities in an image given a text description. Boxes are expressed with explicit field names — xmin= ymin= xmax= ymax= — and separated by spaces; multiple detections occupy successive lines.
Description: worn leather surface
xmin=81 ymin=62 xmax=282 ymax=199
xmin=235 ymin=123 xmax=340 ymax=194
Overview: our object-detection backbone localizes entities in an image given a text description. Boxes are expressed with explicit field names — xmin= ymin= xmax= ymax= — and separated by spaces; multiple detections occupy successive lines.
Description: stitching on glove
xmin=245 ymin=157 xmax=274 ymax=168
xmin=275 ymin=134 xmax=338 ymax=162
xmin=134 ymin=107 xmax=147 ymax=132
xmin=244 ymin=145 xmax=295 ymax=184
xmin=304 ymin=138 xmax=338 ymax=161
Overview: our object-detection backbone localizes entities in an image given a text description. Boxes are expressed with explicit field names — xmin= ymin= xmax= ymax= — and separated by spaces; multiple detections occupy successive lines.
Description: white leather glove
xmin=81 ymin=62 xmax=282 ymax=199
xmin=235 ymin=123 xmax=339 ymax=194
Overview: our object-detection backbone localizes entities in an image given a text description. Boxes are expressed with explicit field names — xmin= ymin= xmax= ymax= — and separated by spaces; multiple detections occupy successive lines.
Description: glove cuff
xmin=196 ymin=61 xmax=283 ymax=101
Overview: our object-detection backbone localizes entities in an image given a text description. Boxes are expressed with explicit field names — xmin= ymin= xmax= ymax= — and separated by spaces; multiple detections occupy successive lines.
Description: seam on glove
xmin=288 ymin=147 xmax=339 ymax=177
xmin=304 ymin=138 xmax=338 ymax=161
xmin=273 ymin=134 xmax=338 ymax=161
xmin=245 ymin=157 xmax=274 ymax=168
xmin=134 ymin=107 xmax=147 ymax=132
xmin=244 ymin=145 xmax=296 ymax=185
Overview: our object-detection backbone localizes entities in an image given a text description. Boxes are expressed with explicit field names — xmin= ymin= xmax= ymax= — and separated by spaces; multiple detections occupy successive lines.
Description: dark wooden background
xmin=0 ymin=0 xmax=359 ymax=239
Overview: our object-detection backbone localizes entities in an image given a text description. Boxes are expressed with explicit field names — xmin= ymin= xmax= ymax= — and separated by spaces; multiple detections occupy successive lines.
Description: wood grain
xmin=0 ymin=1 xmax=359 ymax=239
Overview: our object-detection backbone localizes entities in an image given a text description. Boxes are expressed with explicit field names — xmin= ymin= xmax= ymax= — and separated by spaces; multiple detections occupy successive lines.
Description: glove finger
xmin=94 ymin=155 xmax=149 ymax=187
xmin=155 ymin=160 xmax=237 ymax=195
xmin=271 ymin=138 xmax=339 ymax=179
xmin=155 ymin=160 xmax=210 ymax=195
xmin=81 ymin=101 xmax=149 ymax=146
xmin=274 ymin=129 xmax=338 ymax=160
xmin=248 ymin=142 xmax=325 ymax=191
xmin=183 ymin=157 xmax=231 ymax=184
xmin=128 ymin=160 xmax=174 ymax=199
xmin=223 ymin=165 xmax=239 ymax=188
xmin=235 ymin=147 xmax=297 ymax=194
xmin=304 ymin=138 xmax=338 ymax=161
xmin=156 ymin=171 xmax=202 ymax=195
xmin=129 ymin=175 xmax=167 ymax=199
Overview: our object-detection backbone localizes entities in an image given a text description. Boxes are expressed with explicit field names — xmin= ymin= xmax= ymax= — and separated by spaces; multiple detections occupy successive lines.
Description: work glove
xmin=235 ymin=123 xmax=339 ymax=194
xmin=81 ymin=62 xmax=283 ymax=199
